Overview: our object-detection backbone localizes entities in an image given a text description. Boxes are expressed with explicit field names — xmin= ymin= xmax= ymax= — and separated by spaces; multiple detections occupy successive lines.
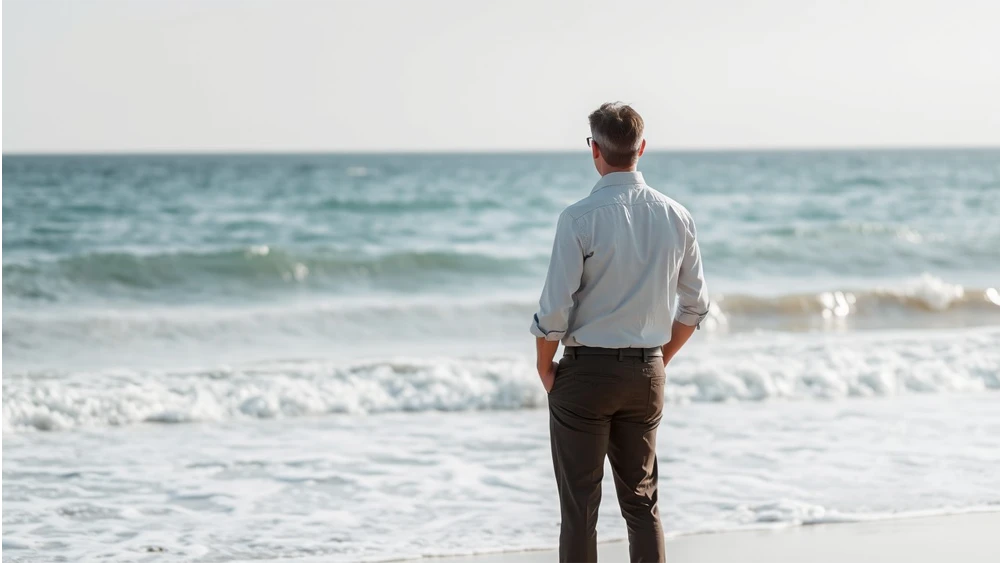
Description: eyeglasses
xmin=587 ymin=137 xmax=644 ymax=150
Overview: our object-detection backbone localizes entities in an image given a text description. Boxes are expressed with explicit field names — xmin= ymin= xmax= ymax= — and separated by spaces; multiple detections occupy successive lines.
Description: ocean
xmin=3 ymin=150 xmax=1000 ymax=561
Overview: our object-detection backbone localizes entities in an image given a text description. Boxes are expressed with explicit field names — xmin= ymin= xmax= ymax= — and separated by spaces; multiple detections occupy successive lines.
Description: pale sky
xmin=3 ymin=0 xmax=999 ymax=152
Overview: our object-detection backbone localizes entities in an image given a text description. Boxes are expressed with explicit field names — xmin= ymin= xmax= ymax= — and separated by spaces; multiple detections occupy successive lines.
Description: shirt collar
xmin=591 ymin=171 xmax=646 ymax=195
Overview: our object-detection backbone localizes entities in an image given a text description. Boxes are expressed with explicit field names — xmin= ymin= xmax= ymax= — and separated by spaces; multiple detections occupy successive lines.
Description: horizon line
xmin=4 ymin=145 xmax=1000 ymax=157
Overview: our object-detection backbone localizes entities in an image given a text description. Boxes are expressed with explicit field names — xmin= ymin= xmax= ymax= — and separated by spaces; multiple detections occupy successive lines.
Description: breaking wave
xmin=5 ymin=327 xmax=998 ymax=432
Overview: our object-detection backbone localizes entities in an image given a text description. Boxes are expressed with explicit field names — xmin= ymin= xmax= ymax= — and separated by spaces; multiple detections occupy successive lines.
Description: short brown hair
xmin=588 ymin=102 xmax=644 ymax=168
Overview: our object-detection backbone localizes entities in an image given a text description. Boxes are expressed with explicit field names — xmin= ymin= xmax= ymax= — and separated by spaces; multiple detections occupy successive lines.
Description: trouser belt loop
xmin=569 ymin=347 xmax=577 ymax=359
xmin=618 ymin=349 xmax=625 ymax=362
xmin=642 ymin=348 xmax=650 ymax=362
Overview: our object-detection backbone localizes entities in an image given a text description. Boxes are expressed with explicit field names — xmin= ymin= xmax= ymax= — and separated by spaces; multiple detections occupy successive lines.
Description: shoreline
xmin=225 ymin=511 xmax=1000 ymax=562
xmin=429 ymin=511 xmax=1000 ymax=563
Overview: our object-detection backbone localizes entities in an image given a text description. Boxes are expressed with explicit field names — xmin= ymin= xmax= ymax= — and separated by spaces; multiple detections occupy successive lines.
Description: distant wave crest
xmin=705 ymin=274 xmax=1000 ymax=331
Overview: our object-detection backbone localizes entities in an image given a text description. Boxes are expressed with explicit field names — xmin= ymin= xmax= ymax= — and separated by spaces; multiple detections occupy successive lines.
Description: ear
xmin=591 ymin=141 xmax=600 ymax=160
xmin=637 ymin=139 xmax=646 ymax=157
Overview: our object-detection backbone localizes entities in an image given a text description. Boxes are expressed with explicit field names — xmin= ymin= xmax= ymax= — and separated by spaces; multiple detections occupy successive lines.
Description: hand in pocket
xmin=538 ymin=360 xmax=558 ymax=393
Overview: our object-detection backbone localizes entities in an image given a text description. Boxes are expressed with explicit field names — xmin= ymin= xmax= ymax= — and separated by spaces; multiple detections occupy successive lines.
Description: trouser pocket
xmin=644 ymin=360 xmax=666 ymax=421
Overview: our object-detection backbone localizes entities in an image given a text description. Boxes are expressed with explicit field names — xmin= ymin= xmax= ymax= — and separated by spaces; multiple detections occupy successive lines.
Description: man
xmin=531 ymin=102 xmax=710 ymax=563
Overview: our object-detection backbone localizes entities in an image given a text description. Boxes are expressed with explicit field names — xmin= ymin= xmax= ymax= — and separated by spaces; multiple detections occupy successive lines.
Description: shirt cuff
xmin=675 ymin=305 xmax=710 ymax=329
xmin=530 ymin=314 xmax=566 ymax=341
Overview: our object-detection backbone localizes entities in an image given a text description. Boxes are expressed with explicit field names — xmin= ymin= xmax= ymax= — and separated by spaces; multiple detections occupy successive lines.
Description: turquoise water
xmin=3 ymin=149 xmax=1000 ymax=378
xmin=5 ymin=151 xmax=999 ymax=305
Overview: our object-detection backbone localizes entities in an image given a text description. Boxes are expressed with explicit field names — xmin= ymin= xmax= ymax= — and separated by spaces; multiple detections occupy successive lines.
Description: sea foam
xmin=4 ymin=327 xmax=997 ymax=432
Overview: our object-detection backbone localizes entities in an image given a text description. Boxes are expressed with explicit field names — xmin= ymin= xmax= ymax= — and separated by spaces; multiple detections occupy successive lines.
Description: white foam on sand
xmin=3 ymin=392 xmax=999 ymax=562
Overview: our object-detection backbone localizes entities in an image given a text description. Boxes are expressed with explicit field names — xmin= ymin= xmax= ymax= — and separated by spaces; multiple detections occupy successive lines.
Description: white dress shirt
xmin=530 ymin=171 xmax=710 ymax=348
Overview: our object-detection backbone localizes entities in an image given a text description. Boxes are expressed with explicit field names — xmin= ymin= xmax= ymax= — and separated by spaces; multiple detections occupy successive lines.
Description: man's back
xmin=532 ymin=171 xmax=708 ymax=348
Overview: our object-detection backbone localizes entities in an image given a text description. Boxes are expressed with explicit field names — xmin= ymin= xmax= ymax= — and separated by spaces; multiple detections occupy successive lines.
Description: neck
xmin=599 ymin=165 xmax=637 ymax=176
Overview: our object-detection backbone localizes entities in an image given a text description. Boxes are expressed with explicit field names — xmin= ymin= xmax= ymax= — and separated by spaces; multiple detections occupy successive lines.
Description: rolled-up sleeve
xmin=530 ymin=210 xmax=585 ymax=340
xmin=675 ymin=218 xmax=710 ymax=327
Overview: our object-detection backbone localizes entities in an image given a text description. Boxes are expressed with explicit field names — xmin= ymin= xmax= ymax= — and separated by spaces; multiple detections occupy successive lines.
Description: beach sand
xmin=434 ymin=512 xmax=1000 ymax=563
